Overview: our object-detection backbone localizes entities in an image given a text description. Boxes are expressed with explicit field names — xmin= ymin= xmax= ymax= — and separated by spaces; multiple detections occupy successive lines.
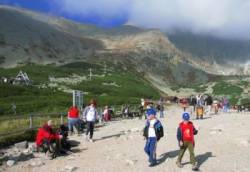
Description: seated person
xmin=36 ymin=120 xmax=62 ymax=159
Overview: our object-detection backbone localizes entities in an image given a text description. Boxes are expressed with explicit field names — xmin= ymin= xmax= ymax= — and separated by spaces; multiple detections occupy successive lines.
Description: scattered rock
xmin=14 ymin=141 xmax=28 ymax=150
xmin=28 ymin=143 xmax=37 ymax=153
xmin=61 ymin=165 xmax=78 ymax=172
xmin=209 ymin=128 xmax=223 ymax=135
xmin=6 ymin=160 xmax=15 ymax=167
xmin=130 ymin=128 xmax=140 ymax=132
xmin=29 ymin=159 xmax=45 ymax=167
xmin=22 ymin=149 xmax=29 ymax=154
xmin=126 ymin=159 xmax=137 ymax=166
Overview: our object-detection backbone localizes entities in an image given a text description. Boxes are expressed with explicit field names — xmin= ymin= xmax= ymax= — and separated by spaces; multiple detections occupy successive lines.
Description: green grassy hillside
xmin=0 ymin=62 xmax=160 ymax=115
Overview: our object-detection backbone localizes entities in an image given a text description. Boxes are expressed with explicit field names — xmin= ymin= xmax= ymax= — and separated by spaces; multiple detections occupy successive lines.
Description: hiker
xmin=36 ymin=120 xmax=63 ymax=159
xmin=103 ymin=105 xmax=111 ymax=122
xmin=122 ymin=104 xmax=130 ymax=118
xmin=205 ymin=95 xmax=213 ymax=115
xmin=180 ymin=98 xmax=189 ymax=112
xmin=143 ymin=108 xmax=164 ymax=167
xmin=176 ymin=112 xmax=198 ymax=171
xmin=67 ymin=105 xmax=80 ymax=135
xmin=82 ymin=99 xmax=98 ymax=142
xmin=223 ymin=97 xmax=229 ymax=112
xmin=157 ymin=103 xmax=164 ymax=118
xmin=190 ymin=95 xmax=197 ymax=114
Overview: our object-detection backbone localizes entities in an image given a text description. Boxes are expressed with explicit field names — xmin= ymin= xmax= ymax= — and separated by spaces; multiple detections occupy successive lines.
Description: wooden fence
xmin=0 ymin=104 xmax=140 ymax=137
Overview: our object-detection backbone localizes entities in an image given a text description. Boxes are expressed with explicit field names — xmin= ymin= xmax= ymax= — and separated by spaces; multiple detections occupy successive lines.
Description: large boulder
xmin=14 ymin=141 xmax=28 ymax=149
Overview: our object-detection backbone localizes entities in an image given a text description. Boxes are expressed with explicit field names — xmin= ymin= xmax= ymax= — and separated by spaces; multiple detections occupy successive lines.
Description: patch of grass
xmin=212 ymin=81 xmax=243 ymax=96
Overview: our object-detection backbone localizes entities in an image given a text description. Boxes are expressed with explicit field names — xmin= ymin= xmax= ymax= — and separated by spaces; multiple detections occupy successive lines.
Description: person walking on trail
xmin=143 ymin=108 xmax=164 ymax=167
xmin=67 ymin=106 xmax=80 ymax=135
xmin=36 ymin=120 xmax=63 ymax=159
xmin=82 ymin=99 xmax=98 ymax=142
xmin=157 ymin=101 xmax=165 ymax=118
xmin=103 ymin=105 xmax=111 ymax=122
xmin=205 ymin=95 xmax=213 ymax=115
xmin=176 ymin=112 xmax=199 ymax=171
xmin=190 ymin=95 xmax=197 ymax=114
xmin=223 ymin=97 xmax=229 ymax=113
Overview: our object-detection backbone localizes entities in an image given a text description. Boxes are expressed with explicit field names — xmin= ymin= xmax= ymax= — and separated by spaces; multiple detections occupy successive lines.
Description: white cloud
xmin=52 ymin=0 xmax=250 ymax=40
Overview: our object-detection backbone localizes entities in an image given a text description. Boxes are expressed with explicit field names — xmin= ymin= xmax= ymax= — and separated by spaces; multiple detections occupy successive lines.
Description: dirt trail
xmin=2 ymin=105 xmax=250 ymax=172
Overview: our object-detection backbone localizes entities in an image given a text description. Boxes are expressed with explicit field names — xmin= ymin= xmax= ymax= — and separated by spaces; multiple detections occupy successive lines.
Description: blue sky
xmin=1 ymin=0 xmax=250 ymax=40
xmin=0 ymin=0 xmax=128 ymax=27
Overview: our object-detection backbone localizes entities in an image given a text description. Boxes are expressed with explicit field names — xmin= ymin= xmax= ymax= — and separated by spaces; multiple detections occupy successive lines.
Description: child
xmin=143 ymin=108 xmax=164 ymax=167
xmin=176 ymin=112 xmax=198 ymax=171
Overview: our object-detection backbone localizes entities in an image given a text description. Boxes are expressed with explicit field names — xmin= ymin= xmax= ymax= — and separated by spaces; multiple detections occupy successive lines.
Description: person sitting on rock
xmin=35 ymin=120 xmax=63 ymax=159
xmin=176 ymin=112 xmax=198 ymax=171
xmin=143 ymin=108 xmax=164 ymax=167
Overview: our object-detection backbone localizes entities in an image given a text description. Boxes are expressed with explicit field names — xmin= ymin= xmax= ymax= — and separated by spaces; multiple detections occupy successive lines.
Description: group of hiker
xmin=35 ymin=99 xmax=102 ymax=159
xmin=178 ymin=94 xmax=238 ymax=119
xmin=34 ymin=97 xmax=200 ymax=171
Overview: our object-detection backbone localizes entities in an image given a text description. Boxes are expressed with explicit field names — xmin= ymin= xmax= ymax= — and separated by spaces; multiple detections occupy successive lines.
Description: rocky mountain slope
xmin=0 ymin=5 xmax=249 ymax=94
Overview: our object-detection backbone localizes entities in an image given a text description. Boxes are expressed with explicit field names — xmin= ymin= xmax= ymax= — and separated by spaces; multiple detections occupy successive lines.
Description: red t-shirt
xmin=180 ymin=122 xmax=195 ymax=144
xmin=68 ymin=106 xmax=79 ymax=118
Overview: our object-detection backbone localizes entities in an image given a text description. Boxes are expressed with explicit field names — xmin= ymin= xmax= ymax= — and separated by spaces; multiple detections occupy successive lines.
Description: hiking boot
xmin=192 ymin=162 xmax=199 ymax=171
xmin=149 ymin=162 xmax=157 ymax=167
xmin=176 ymin=161 xmax=183 ymax=168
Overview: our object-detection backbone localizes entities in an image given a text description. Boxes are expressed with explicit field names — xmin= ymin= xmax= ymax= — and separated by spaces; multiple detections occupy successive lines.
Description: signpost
xmin=73 ymin=90 xmax=84 ymax=110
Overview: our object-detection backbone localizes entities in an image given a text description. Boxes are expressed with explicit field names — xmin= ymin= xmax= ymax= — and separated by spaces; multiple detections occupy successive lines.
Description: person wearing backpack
xmin=176 ymin=112 xmax=198 ymax=171
xmin=143 ymin=108 xmax=164 ymax=167
xmin=82 ymin=99 xmax=98 ymax=142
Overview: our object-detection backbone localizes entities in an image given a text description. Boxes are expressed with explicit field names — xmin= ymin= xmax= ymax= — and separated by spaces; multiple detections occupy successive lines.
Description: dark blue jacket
xmin=143 ymin=119 xmax=164 ymax=141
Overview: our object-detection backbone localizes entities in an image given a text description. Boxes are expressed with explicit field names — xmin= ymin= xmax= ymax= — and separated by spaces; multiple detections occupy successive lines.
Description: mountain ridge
xmin=0 ymin=5 xmax=250 ymax=95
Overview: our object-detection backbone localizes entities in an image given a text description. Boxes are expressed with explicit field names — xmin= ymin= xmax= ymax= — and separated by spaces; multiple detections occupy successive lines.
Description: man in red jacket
xmin=36 ymin=120 xmax=62 ymax=159
xmin=67 ymin=106 xmax=80 ymax=135
xmin=176 ymin=112 xmax=198 ymax=171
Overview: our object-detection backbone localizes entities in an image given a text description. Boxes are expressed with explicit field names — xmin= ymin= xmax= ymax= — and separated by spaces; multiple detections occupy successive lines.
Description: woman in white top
xmin=82 ymin=99 xmax=98 ymax=142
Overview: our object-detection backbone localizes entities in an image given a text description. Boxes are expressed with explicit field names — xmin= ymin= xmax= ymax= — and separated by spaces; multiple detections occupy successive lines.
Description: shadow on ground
xmin=158 ymin=150 xmax=179 ymax=165
xmin=94 ymin=133 xmax=125 ymax=142
xmin=196 ymin=152 xmax=215 ymax=168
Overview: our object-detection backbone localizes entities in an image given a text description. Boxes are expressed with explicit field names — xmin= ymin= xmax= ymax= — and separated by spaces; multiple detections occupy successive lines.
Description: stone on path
xmin=14 ymin=141 xmax=28 ymax=149
xmin=6 ymin=160 xmax=15 ymax=167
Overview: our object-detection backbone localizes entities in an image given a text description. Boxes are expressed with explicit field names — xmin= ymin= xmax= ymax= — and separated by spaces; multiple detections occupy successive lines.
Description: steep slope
xmin=2 ymin=5 xmax=248 ymax=95
xmin=168 ymin=31 xmax=250 ymax=75
xmin=0 ymin=6 xmax=104 ymax=67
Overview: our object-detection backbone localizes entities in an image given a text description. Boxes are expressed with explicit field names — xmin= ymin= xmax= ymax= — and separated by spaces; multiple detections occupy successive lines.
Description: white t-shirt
xmin=148 ymin=119 xmax=157 ymax=137
xmin=86 ymin=107 xmax=96 ymax=122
